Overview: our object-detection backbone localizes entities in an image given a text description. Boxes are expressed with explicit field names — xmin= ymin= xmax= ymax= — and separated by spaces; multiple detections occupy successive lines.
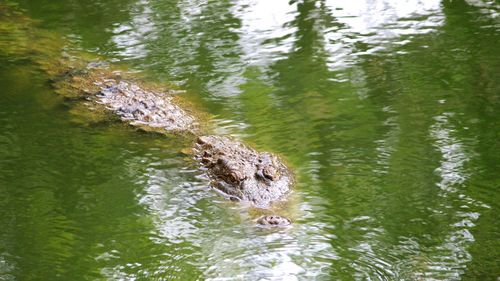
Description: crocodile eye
xmin=230 ymin=172 xmax=238 ymax=182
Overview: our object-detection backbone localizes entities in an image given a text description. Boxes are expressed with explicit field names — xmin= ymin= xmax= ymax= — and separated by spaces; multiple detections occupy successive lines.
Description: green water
xmin=1 ymin=0 xmax=499 ymax=280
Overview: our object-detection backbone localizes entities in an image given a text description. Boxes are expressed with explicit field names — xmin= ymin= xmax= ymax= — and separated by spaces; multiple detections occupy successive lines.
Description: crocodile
xmin=0 ymin=3 xmax=294 ymax=227
xmin=94 ymin=76 xmax=293 ymax=227
xmin=90 ymin=76 xmax=294 ymax=226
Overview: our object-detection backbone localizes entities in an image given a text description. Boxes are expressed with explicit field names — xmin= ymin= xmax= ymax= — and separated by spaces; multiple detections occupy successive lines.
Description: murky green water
xmin=1 ymin=0 xmax=499 ymax=280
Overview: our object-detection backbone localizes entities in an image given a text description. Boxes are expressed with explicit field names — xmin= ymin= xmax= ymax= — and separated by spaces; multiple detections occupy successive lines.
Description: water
xmin=1 ymin=0 xmax=499 ymax=280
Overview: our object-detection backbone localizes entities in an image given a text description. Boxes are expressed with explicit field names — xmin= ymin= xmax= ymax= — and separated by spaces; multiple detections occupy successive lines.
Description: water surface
xmin=1 ymin=0 xmax=499 ymax=280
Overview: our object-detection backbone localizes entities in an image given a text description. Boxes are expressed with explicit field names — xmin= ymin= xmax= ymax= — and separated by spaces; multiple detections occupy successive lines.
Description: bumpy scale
xmin=194 ymin=135 xmax=292 ymax=208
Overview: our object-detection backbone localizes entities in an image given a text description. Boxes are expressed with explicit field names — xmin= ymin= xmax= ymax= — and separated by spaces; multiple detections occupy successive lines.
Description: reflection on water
xmin=111 ymin=0 xmax=156 ymax=60
xmin=236 ymin=0 xmax=445 ymax=71
xmin=423 ymin=112 xmax=482 ymax=280
xmin=431 ymin=112 xmax=470 ymax=192
xmin=2 ymin=0 xmax=500 ymax=280
xmin=130 ymin=152 xmax=337 ymax=280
